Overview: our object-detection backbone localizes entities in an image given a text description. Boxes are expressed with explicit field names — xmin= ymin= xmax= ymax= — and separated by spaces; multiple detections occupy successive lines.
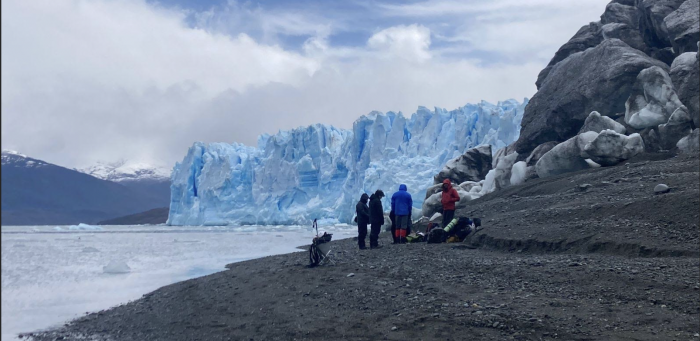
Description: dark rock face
xmin=536 ymin=22 xmax=603 ymax=89
xmin=663 ymin=0 xmax=700 ymax=54
xmin=434 ymin=145 xmax=492 ymax=185
xmin=636 ymin=0 xmax=686 ymax=49
xmin=670 ymin=52 xmax=700 ymax=128
xmin=579 ymin=111 xmax=627 ymax=134
xmin=515 ymin=39 xmax=667 ymax=155
xmin=525 ymin=142 xmax=559 ymax=167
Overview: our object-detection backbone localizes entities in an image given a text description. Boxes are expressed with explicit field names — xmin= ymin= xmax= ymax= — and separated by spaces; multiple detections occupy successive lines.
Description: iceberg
xmin=168 ymin=99 xmax=528 ymax=225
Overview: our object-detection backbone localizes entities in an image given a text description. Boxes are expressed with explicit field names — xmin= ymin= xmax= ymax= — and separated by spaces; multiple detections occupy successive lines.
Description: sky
xmin=1 ymin=0 xmax=610 ymax=169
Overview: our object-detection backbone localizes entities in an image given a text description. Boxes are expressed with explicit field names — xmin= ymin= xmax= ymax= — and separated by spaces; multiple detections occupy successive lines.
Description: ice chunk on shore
xmin=103 ymin=261 xmax=131 ymax=274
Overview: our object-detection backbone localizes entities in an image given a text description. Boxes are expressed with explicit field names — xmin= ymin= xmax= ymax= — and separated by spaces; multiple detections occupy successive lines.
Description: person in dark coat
xmin=441 ymin=179 xmax=460 ymax=228
xmin=390 ymin=184 xmax=413 ymax=244
xmin=355 ymin=193 xmax=370 ymax=249
xmin=368 ymin=190 xmax=385 ymax=248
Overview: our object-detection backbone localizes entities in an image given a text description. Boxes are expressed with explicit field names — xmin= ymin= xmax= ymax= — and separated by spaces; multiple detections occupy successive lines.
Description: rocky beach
xmin=26 ymin=154 xmax=699 ymax=341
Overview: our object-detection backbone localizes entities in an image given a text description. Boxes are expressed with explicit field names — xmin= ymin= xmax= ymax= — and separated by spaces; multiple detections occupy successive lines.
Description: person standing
xmin=369 ymin=190 xmax=385 ymax=248
xmin=355 ymin=193 xmax=370 ymax=249
xmin=390 ymin=184 xmax=413 ymax=244
xmin=441 ymin=179 xmax=460 ymax=228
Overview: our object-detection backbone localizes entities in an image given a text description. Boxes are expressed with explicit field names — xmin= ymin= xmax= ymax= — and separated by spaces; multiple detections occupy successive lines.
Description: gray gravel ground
xmin=25 ymin=154 xmax=699 ymax=341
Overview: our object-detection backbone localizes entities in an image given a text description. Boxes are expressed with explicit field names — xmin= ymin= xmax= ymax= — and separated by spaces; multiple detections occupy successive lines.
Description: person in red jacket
xmin=441 ymin=179 xmax=460 ymax=228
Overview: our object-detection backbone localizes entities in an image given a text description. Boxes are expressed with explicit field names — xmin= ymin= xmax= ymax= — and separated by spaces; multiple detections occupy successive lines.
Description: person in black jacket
xmin=368 ymin=190 xmax=385 ymax=248
xmin=355 ymin=193 xmax=370 ymax=249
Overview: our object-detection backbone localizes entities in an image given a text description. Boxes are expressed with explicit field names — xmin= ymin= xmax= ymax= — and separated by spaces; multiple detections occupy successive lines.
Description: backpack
xmin=427 ymin=228 xmax=445 ymax=244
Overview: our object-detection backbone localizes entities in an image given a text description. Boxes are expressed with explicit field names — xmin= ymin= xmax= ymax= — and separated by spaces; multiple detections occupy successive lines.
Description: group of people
xmin=354 ymin=179 xmax=460 ymax=249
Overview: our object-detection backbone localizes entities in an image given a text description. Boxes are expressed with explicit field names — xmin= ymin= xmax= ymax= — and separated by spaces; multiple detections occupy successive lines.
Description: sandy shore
xmin=25 ymin=155 xmax=699 ymax=341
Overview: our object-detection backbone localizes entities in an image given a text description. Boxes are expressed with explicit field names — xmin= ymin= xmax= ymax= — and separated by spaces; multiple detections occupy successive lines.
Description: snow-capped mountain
xmin=1 ymin=150 xmax=167 ymax=225
xmin=167 ymin=99 xmax=527 ymax=226
xmin=78 ymin=160 xmax=171 ymax=183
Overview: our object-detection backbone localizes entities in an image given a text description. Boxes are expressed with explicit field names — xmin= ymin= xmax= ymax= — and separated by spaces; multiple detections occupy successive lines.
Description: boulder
xmin=601 ymin=23 xmax=649 ymax=52
xmin=458 ymin=181 xmax=482 ymax=193
xmin=601 ymin=2 xmax=639 ymax=27
xmin=582 ymin=130 xmax=645 ymax=166
xmin=535 ymin=132 xmax=599 ymax=178
xmin=536 ymin=22 xmax=604 ymax=89
xmin=422 ymin=192 xmax=442 ymax=218
xmin=424 ymin=183 xmax=442 ymax=200
xmin=434 ymin=145 xmax=492 ymax=185
xmin=525 ymin=141 xmax=559 ymax=166
xmin=654 ymin=184 xmax=671 ymax=194
xmin=515 ymin=39 xmax=668 ymax=156
xmin=625 ymin=66 xmax=690 ymax=129
xmin=663 ymin=0 xmax=700 ymax=55
xmin=670 ymin=52 xmax=699 ymax=128
xmin=636 ymin=0 xmax=686 ymax=49
xmin=676 ymin=128 xmax=700 ymax=153
xmin=658 ymin=108 xmax=695 ymax=149
xmin=579 ymin=111 xmax=627 ymax=134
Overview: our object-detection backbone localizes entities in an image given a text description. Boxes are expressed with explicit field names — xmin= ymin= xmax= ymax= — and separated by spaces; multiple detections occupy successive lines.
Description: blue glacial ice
xmin=167 ymin=99 xmax=528 ymax=226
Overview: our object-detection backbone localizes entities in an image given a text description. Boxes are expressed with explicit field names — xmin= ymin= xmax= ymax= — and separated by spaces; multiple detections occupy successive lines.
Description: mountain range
xmin=1 ymin=150 xmax=170 ymax=225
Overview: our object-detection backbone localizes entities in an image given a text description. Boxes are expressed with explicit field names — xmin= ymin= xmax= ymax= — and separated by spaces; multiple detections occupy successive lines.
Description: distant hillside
xmin=78 ymin=160 xmax=171 ymax=208
xmin=98 ymin=207 xmax=169 ymax=225
xmin=1 ymin=151 xmax=167 ymax=225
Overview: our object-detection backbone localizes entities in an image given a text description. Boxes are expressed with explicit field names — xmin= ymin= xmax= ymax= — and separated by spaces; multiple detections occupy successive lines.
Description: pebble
xmin=347 ymin=273 xmax=355 ymax=277
xmin=654 ymin=184 xmax=670 ymax=194
xmin=391 ymin=326 xmax=397 ymax=331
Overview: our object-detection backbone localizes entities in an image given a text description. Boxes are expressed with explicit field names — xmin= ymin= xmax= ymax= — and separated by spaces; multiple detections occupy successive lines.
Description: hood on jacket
xmin=374 ymin=189 xmax=385 ymax=198
xmin=442 ymin=179 xmax=452 ymax=190
xmin=360 ymin=193 xmax=369 ymax=203
xmin=399 ymin=184 xmax=407 ymax=191
xmin=369 ymin=194 xmax=376 ymax=200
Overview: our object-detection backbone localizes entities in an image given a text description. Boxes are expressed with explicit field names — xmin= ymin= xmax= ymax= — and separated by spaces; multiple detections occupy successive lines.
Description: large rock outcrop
xmin=433 ymin=145 xmax=492 ymax=185
xmin=664 ymin=0 xmax=700 ymax=54
xmin=676 ymin=128 xmax=700 ymax=153
xmin=624 ymin=65 xmax=689 ymax=129
xmin=535 ymin=132 xmax=599 ymax=178
xmin=579 ymin=111 xmax=627 ymax=134
xmin=515 ymin=39 xmax=667 ymax=155
xmin=583 ymin=130 xmax=645 ymax=166
xmin=670 ymin=51 xmax=700 ymax=128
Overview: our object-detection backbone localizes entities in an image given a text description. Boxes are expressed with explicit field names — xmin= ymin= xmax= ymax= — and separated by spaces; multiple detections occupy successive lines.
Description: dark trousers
xmin=358 ymin=223 xmax=368 ymax=249
xmin=370 ymin=223 xmax=381 ymax=247
xmin=442 ymin=209 xmax=455 ymax=229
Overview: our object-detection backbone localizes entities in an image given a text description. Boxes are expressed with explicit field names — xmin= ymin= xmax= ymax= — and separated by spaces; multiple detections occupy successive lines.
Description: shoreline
xmin=25 ymin=156 xmax=700 ymax=340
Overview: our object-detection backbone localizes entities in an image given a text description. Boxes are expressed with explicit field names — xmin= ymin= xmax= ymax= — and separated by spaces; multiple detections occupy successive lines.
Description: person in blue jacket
xmin=391 ymin=184 xmax=412 ymax=244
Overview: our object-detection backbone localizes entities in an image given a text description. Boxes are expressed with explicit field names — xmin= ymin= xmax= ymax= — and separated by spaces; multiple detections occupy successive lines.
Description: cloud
xmin=367 ymin=24 xmax=432 ymax=62
xmin=1 ymin=0 xmax=606 ymax=169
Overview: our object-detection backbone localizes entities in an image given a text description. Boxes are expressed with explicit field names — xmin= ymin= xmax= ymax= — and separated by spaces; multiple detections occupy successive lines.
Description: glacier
xmin=167 ymin=99 xmax=528 ymax=226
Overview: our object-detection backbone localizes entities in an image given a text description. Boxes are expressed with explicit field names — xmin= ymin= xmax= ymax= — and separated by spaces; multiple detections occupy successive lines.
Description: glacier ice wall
xmin=167 ymin=99 xmax=528 ymax=226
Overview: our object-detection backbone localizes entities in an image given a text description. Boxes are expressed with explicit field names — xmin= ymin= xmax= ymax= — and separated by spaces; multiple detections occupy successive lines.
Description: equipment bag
xmin=427 ymin=228 xmax=446 ymax=244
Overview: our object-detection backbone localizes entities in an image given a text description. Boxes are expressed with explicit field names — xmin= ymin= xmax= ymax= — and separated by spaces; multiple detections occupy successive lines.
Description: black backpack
xmin=427 ymin=228 xmax=446 ymax=244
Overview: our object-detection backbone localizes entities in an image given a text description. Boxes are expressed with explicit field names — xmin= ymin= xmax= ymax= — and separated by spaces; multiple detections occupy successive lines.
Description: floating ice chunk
xmin=68 ymin=223 xmax=102 ymax=231
xmin=103 ymin=261 xmax=131 ymax=274
xmin=54 ymin=226 xmax=63 ymax=231
xmin=82 ymin=247 xmax=100 ymax=253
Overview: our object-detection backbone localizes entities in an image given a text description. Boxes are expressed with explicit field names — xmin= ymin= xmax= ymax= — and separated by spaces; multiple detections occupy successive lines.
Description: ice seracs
xmin=168 ymin=99 xmax=528 ymax=226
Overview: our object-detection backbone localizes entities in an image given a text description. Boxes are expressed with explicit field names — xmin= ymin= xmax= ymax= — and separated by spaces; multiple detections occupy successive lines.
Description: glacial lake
xmin=1 ymin=224 xmax=355 ymax=341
